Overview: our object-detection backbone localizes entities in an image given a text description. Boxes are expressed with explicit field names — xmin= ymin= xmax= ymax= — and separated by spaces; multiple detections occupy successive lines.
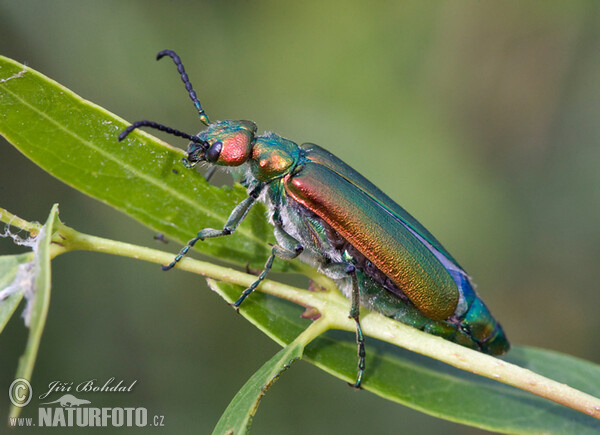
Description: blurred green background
xmin=1 ymin=1 xmax=599 ymax=433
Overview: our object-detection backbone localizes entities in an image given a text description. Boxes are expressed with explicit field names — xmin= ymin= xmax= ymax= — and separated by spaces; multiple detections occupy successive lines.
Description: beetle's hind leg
xmin=320 ymin=261 xmax=365 ymax=389
xmin=162 ymin=190 xmax=260 ymax=271
xmin=347 ymin=265 xmax=366 ymax=389
xmin=232 ymin=223 xmax=304 ymax=309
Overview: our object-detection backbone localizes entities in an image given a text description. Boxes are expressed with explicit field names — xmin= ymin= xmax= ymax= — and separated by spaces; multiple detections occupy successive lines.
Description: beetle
xmin=119 ymin=50 xmax=509 ymax=389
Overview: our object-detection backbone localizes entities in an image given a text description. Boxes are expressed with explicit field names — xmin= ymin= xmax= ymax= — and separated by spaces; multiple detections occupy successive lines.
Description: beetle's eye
xmin=206 ymin=141 xmax=223 ymax=163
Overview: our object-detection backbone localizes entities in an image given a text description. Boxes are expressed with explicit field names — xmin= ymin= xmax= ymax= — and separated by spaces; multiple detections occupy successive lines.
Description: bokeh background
xmin=1 ymin=1 xmax=599 ymax=433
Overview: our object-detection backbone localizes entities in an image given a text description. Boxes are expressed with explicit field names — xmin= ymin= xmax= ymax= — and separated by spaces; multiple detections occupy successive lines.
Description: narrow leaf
xmin=213 ymin=340 xmax=304 ymax=434
xmin=0 ymin=55 xmax=294 ymax=272
xmin=0 ymin=253 xmax=31 ymax=333
xmin=9 ymin=204 xmax=57 ymax=419
xmin=2 ymin=56 xmax=599 ymax=433
xmin=208 ymin=280 xmax=600 ymax=434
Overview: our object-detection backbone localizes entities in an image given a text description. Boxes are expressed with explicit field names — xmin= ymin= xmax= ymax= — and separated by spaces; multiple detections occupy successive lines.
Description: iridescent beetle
xmin=119 ymin=50 xmax=509 ymax=388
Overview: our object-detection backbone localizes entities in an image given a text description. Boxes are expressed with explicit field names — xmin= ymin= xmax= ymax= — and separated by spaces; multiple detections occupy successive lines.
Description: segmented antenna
xmin=156 ymin=50 xmax=211 ymax=126
xmin=118 ymin=120 xmax=205 ymax=144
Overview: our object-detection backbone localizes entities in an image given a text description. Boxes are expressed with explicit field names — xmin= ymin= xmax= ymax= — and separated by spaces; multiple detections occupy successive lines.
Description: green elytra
xmin=119 ymin=50 xmax=509 ymax=389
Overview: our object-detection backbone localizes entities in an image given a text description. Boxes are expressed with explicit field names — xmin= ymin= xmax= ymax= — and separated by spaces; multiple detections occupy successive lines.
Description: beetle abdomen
xmin=294 ymin=203 xmax=508 ymax=354
xmin=285 ymin=162 xmax=459 ymax=320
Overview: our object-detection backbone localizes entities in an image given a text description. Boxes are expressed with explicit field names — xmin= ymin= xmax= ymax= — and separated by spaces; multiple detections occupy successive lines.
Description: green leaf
xmin=212 ymin=336 xmax=304 ymax=434
xmin=0 ymin=253 xmax=31 ymax=334
xmin=209 ymin=280 xmax=600 ymax=434
xmin=0 ymin=55 xmax=294 ymax=272
xmin=210 ymin=279 xmax=328 ymax=435
xmin=9 ymin=204 xmax=57 ymax=419
xmin=2 ymin=56 xmax=599 ymax=433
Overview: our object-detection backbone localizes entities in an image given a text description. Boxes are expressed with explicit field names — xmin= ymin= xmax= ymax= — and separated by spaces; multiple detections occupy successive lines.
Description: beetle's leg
xmin=162 ymin=190 xmax=261 ymax=271
xmin=319 ymin=262 xmax=365 ymax=389
xmin=347 ymin=265 xmax=365 ymax=389
xmin=232 ymin=223 xmax=304 ymax=309
xmin=204 ymin=166 xmax=218 ymax=183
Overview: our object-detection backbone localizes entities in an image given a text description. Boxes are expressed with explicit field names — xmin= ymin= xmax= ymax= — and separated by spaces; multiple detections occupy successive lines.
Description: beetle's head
xmin=185 ymin=120 xmax=257 ymax=168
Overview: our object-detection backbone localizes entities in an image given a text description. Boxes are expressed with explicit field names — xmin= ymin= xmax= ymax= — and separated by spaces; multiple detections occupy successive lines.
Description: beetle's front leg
xmin=203 ymin=166 xmax=218 ymax=183
xmin=162 ymin=189 xmax=261 ymax=271
xmin=232 ymin=223 xmax=304 ymax=309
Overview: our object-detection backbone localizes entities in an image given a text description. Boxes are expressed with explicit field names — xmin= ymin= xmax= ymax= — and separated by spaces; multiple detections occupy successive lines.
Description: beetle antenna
xmin=118 ymin=120 xmax=205 ymax=144
xmin=157 ymin=50 xmax=211 ymax=126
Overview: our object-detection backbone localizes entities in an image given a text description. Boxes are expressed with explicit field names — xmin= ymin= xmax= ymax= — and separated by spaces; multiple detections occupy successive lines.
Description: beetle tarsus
xmin=348 ymin=381 xmax=363 ymax=390
xmin=232 ymin=250 xmax=276 ymax=307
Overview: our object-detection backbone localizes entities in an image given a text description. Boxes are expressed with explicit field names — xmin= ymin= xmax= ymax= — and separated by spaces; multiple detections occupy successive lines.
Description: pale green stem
xmin=0 ymin=208 xmax=42 ymax=235
xmin=2 ymin=208 xmax=600 ymax=420
xmin=289 ymin=313 xmax=333 ymax=346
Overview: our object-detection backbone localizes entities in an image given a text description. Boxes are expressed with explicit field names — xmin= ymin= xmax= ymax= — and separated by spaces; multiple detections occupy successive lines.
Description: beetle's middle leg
xmin=162 ymin=189 xmax=261 ymax=271
xmin=232 ymin=221 xmax=304 ymax=309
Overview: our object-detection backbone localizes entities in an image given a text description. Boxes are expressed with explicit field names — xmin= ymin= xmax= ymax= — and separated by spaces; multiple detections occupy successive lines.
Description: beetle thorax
xmin=250 ymin=133 xmax=300 ymax=182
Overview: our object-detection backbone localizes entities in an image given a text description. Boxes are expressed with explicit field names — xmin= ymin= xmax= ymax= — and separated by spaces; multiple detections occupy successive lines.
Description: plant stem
xmin=355 ymin=310 xmax=600 ymax=419
xmin=0 ymin=208 xmax=42 ymax=235
xmin=67 ymin=224 xmax=600 ymax=419
xmin=3 ymin=209 xmax=600 ymax=420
